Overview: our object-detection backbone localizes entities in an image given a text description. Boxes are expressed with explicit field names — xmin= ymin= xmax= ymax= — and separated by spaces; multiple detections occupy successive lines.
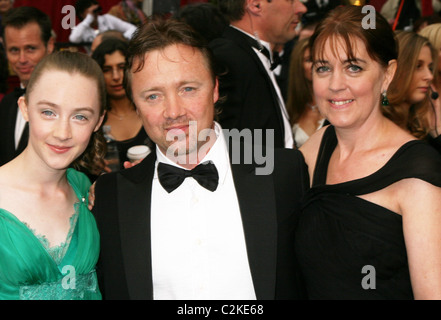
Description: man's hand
xmin=85 ymin=4 xmax=100 ymax=17
xmin=123 ymin=159 xmax=142 ymax=169
xmin=88 ymin=181 xmax=96 ymax=211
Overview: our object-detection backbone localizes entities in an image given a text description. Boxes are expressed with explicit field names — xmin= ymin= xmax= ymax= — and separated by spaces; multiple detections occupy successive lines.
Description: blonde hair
xmin=419 ymin=23 xmax=441 ymax=86
xmin=387 ymin=31 xmax=436 ymax=139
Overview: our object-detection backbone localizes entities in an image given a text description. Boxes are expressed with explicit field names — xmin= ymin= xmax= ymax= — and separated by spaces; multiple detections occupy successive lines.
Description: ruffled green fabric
xmin=0 ymin=169 xmax=101 ymax=300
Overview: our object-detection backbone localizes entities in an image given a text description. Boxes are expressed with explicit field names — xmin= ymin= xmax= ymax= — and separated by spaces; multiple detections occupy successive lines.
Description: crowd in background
xmin=1 ymin=0 xmax=441 ymax=300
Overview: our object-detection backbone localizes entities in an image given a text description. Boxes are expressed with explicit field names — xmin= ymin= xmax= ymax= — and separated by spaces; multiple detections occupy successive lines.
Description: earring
xmin=381 ymin=90 xmax=389 ymax=106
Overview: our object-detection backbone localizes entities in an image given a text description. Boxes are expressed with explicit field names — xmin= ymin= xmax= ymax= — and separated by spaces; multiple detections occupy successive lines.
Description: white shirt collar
xmin=229 ymin=25 xmax=274 ymax=60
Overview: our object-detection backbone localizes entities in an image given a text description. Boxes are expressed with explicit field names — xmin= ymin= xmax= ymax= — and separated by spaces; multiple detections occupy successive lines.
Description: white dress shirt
xmin=69 ymin=13 xmax=137 ymax=44
xmin=14 ymin=84 xmax=26 ymax=150
xmin=151 ymin=122 xmax=256 ymax=300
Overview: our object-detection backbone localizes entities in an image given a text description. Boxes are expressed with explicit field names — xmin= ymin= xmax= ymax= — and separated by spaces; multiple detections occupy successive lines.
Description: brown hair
xmin=387 ymin=31 xmax=436 ymax=138
xmin=419 ymin=23 xmax=441 ymax=86
xmin=286 ymin=37 xmax=313 ymax=125
xmin=25 ymin=50 xmax=107 ymax=175
xmin=309 ymin=6 xmax=397 ymax=68
xmin=124 ymin=18 xmax=220 ymax=104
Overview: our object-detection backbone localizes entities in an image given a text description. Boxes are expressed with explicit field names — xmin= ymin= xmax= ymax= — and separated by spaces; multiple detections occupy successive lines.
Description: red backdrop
xmin=13 ymin=0 xmax=121 ymax=43
xmin=12 ymin=0 xmax=387 ymax=44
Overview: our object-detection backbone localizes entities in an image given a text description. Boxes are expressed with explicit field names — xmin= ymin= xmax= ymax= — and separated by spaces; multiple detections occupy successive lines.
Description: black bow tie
xmin=246 ymin=36 xmax=281 ymax=71
xmin=14 ymin=87 xmax=26 ymax=97
xmin=157 ymin=161 xmax=219 ymax=193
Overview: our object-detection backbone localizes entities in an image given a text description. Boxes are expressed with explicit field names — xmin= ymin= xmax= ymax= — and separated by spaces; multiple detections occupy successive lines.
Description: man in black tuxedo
xmin=92 ymin=19 xmax=308 ymax=300
xmin=209 ymin=0 xmax=307 ymax=149
xmin=0 ymin=7 xmax=54 ymax=166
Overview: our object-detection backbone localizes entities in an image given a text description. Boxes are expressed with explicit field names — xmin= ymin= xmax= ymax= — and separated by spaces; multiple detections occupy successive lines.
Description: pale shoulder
xmin=299 ymin=125 xmax=328 ymax=171
xmin=397 ymin=177 xmax=441 ymax=213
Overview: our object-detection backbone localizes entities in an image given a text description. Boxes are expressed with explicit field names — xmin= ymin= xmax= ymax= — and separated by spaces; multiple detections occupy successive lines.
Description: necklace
xmin=308 ymin=104 xmax=318 ymax=111
xmin=109 ymin=110 xmax=127 ymax=120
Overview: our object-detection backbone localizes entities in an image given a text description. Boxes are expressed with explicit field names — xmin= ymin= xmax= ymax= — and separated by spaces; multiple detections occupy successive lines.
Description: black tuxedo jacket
xmin=93 ymin=143 xmax=309 ymax=300
xmin=0 ymin=88 xmax=28 ymax=166
xmin=209 ymin=27 xmax=287 ymax=148
xmin=302 ymin=0 xmax=342 ymax=23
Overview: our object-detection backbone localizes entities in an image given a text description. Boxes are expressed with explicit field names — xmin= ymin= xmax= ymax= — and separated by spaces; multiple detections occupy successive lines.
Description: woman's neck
xmin=109 ymin=96 xmax=134 ymax=112
xmin=8 ymin=148 xmax=70 ymax=197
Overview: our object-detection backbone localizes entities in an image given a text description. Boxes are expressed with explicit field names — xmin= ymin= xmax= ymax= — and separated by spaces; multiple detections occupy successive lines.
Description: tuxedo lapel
xmin=115 ymin=144 xmax=278 ymax=299
xmin=16 ymin=122 xmax=29 ymax=156
xmin=223 ymin=27 xmax=286 ymax=138
xmin=224 ymin=27 xmax=269 ymax=76
xmin=117 ymin=152 xmax=156 ymax=299
xmin=230 ymin=158 xmax=277 ymax=300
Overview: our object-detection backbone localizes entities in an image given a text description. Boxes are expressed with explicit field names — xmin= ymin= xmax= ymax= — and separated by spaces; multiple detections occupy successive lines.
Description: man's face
xmin=4 ymin=22 xmax=54 ymax=87
xmin=130 ymin=44 xmax=219 ymax=167
xmin=260 ymin=0 xmax=307 ymax=45
xmin=0 ymin=0 xmax=12 ymax=15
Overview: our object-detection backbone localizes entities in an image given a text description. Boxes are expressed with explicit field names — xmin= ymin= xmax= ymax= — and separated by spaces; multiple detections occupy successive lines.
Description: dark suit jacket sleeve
xmin=273 ymin=148 xmax=309 ymax=299
xmin=93 ymin=172 xmax=130 ymax=300
xmin=0 ymin=92 xmax=19 ymax=166
xmin=209 ymin=32 xmax=285 ymax=148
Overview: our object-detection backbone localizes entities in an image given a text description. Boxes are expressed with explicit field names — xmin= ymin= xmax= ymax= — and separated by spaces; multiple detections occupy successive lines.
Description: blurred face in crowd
xmin=303 ymin=47 xmax=312 ymax=82
xmin=102 ymin=50 xmax=127 ymax=100
xmin=0 ymin=0 xmax=12 ymax=15
xmin=4 ymin=22 xmax=54 ymax=87
xmin=259 ymin=0 xmax=307 ymax=45
xmin=406 ymin=45 xmax=434 ymax=105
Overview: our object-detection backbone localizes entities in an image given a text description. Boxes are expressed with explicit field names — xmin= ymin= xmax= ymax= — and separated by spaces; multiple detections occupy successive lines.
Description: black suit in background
xmin=302 ymin=0 xmax=343 ymax=23
xmin=0 ymin=87 xmax=28 ymax=166
xmin=209 ymin=26 xmax=288 ymax=148
xmin=93 ymin=140 xmax=309 ymax=300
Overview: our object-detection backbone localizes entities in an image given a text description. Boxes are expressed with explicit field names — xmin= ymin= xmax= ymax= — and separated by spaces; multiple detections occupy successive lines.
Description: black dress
xmin=114 ymin=127 xmax=152 ymax=169
xmin=295 ymin=126 xmax=441 ymax=299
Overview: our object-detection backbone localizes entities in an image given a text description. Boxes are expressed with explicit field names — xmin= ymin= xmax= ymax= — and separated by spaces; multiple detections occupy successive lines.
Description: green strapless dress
xmin=0 ymin=169 xmax=101 ymax=300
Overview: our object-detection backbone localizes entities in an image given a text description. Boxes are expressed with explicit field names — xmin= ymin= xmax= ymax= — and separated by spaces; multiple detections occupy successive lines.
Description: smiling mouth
xmin=48 ymin=144 xmax=72 ymax=153
xmin=330 ymin=99 xmax=354 ymax=106
xmin=165 ymin=124 xmax=189 ymax=134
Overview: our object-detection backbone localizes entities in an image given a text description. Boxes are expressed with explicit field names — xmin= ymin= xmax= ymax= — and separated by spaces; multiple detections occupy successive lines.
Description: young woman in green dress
xmin=0 ymin=51 xmax=106 ymax=300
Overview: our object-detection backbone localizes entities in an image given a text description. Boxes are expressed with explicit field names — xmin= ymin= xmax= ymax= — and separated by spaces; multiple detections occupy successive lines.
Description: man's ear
xmin=213 ymin=77 xmax=219 ymax=104
xmin=246 ymin=0 xmax=263 ymax=14
xmin=17 ymin=96 xmax=29 ymax=122
xmin=46 ymin=35 xmax=55 ymax=54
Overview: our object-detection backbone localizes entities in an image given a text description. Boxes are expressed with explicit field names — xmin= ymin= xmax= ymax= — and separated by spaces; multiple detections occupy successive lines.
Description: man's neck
xmin=231 ymin=21 xmax=273 ymax=51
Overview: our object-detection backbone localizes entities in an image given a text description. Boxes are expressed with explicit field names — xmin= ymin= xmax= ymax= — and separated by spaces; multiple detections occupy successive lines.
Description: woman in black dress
xmin=295 ymin=5 xmax=441 ymax=299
